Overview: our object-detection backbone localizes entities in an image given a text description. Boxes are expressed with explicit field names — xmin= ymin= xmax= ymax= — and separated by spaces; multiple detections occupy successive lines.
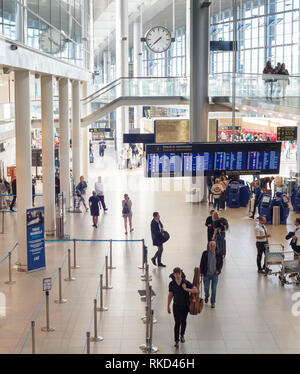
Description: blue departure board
xmin=146 ymin=142 xmax=281 ymax=177
xmin=214 ymin=152 xmax=247 ymax=171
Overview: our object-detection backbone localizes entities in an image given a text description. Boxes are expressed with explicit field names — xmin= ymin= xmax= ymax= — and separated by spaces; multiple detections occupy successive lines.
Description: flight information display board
xmin=277 ymin=127 xmax=297 ymax=141
xmin=145 ymin=142 xmax=281 ymax=177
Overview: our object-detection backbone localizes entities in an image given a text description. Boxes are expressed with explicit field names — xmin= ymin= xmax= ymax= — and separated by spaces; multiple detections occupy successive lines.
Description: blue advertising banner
xmin=26 ymin=207 xmax=46 ymax=273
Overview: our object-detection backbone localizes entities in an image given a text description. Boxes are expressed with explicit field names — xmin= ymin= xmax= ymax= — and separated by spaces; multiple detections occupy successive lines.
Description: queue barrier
xmin=18 ymin=238 xmax=153 ymax=354
xmin=0 ymin=242 xmax=18 ymax=285
xmin=18 ymin=251 xmax=69 ymax=354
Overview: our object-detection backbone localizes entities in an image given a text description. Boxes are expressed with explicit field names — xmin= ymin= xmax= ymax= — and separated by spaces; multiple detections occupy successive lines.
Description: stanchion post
xmin=102 ymin=256 xmax=112 ymax=289
xmin=138 ymin=239 xmax=145 ymax=270
xmin=72 ymin=239 xmax=80 ymax=269
xmin=64 ymin=249 xmax=76 ymax=281
xmin=1 ymin=211 xmax=4 ymax=234
xmin=4 ymin=251 xmax=16 ymax=285
xmin=108 ymin=239 xmax=116 ymax=270
xmin=86 ymin=332 xmax=90 ymax=354
xmin=55 ymin=268 xmax=67 ymax=304
xmin=41 ymin=291 xmax=55 ymax=332
xmin=90 ymin=299 xmax=103 ymax=342
xmin=139 ymin=305 xmax=150 ymax=353
xmin=97 ymin=274 xmax=108 ymax=312
xmin=148 ymin=310 xmax=158 ymax=354
xmin=31 ymin=321 xmax=35 ymax=354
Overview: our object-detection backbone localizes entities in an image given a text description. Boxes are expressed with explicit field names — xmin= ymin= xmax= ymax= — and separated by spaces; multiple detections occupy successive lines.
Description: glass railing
xmin=209 ymin=73 xmax=300 ymax=100
xmin=82 ymin=77 xmax=190 ymax=116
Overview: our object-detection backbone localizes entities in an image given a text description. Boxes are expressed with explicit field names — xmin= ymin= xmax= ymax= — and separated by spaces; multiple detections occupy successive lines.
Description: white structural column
xmin=189 ymin=1 xmax=210 ymax=202
xmin=72 ymin=80 xmax=81 ymax=186
xmin=81 ymin=82 xmax=89 ymax=181
xmin=41 ymin=75 xmax=56 ymax=236
xmin=103 ymin=50 xmax=112 ymax=85
xmin=59 ymin=78 xmax=71 ymax=209
xmin=133 ymin=21 xmax=143 ymax=129
xmin=116 ymin=0 xmax=129 ymax=150
xmin=189 ymin=0 xmax=210 ymax=142
xmin=15 ymin=71 xmax=32 ymax=270
xmin=16 ymin=0 xmax=26 ymax=44
xmin=186 ymin=0 xmax=191 ymax=77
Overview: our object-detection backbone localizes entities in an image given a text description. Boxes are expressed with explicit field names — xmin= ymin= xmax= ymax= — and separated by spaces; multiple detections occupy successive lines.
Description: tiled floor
xmin=1 ymin=141 xmax=300 ymax=354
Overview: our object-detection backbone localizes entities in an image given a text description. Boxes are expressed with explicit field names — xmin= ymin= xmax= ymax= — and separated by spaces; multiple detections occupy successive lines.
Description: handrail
xmin=82 ymin=75 xmax=187 ymax=102
xmin=210 ymin=72 xmax=300 ymax=78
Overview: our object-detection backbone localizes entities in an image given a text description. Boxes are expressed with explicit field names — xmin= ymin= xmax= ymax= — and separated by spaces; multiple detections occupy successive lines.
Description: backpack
xmin=211 ymin=183 xmax=224 ymax=196
xmin=218 ymin=217 xmax=229 ymax=232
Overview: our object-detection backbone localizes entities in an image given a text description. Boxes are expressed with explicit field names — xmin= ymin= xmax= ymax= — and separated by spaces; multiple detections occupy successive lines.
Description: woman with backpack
xmin=211 ymin=179 xmax=224 ymax=211
xmin=122 ymin=194 xmax=133 ymax=235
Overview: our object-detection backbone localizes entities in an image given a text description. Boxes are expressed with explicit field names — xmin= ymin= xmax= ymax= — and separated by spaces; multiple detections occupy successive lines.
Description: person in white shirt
xmin=94 ymin=176 xmax=108 ymax=212
xmin=255 ymin=216 xmax=271 ymax=273
xmin=292 ymin=218 xmax=300 ymax=255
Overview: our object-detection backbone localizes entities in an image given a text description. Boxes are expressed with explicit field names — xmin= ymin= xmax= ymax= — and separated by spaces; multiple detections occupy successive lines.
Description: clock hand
xmin=151 ymin=37 xmax=162 ymax=47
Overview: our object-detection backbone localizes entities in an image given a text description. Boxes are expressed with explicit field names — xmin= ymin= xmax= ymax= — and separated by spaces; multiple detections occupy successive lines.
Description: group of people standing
xmin=207 ymin=175 xmax=229 ymax=211
xmin=263 ymin=61 xmax=290 ymax=98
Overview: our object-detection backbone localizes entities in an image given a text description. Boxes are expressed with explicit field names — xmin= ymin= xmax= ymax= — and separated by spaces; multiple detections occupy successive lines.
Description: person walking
xmin=151 ymin=212 xmax=166 ymax=267
xmin=0 ymin=178 xmax=7 ymax=209
xmin=205 ymin=210 xmax=215 ymax=242
xmin=122 ymin=194 xmax=133 ymax=235
xmin=95 ymin=176 xmax=108 ymax=212
xmin=250 ymin=180 xmax=262 ymax=219
xmin=255 ymin=216 xmax=270 ymax=274
xmin=278 ymin=63 xmax=289 ymax=98
xmin=200 ymin=241 xmax=223 ymax=308
xmin=9 ymin=178 xmax=16 ymax=211
xmin=212 ymin=212 xmax=227 ymax=258
xmin=99 ymin=138 xmax=106 ymax=157
xmin=263 ymin=61 xmax=274 ymax=98
xmin=291 ymin=218 xmax=300 ymax=256
xmin=32 ymin=176 xmax=36 ymax=207
xmin=55 ymin=172 xmax=60 ymax=206
xmin=206 ymin=176 xmax=214 ymax=206
xmin=126 ymin=147 xmax=132 ymax=169
xmin=168 ymin=267 xmax=198 ymax=348
xmin=89 ymin=190 xmax=102 ymax=228
xmin=76 ymin=176 xmax=88 ymax=212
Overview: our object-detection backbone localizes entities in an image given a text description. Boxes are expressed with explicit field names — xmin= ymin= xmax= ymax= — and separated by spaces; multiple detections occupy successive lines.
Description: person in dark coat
xmin=89 ymin=190 xmax=101 ymax=228
xmin=200 ymin=241 xmax=223 ymax=308
xmin=150 ymin=212 xmax=166 ymax=267
xmin=205 ymin=210 xmax=215 ymax=242
xmin=10 ymin=178 xmax=16 ymax=211
xmin=168 ymin=268 xmax=197 ymax=348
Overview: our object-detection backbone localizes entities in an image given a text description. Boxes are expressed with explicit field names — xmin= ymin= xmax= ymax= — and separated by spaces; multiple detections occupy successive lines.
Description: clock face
xmin=40 ymin=28 xmax=65 ymax=55
xmin=145 ymin=26 xmax=172 ymax=53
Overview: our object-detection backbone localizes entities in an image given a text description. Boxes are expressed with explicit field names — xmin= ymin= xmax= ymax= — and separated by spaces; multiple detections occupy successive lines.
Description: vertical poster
xmin=26 ymin=207 xmax=46 ymax=272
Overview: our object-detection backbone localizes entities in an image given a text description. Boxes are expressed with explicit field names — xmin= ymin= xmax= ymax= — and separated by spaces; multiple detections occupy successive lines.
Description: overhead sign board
xmin=277 ymin=127 xmax=297 ymax=141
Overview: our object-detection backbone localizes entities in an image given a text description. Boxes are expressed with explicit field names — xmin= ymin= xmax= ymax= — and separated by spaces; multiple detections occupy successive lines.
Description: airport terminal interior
xmin=2 ymin=0 xmax=300 ymax=356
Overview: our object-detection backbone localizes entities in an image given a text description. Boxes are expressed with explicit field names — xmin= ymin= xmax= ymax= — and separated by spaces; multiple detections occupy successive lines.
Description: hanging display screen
xmin=145 ymin=142 xmax=281 ymax=177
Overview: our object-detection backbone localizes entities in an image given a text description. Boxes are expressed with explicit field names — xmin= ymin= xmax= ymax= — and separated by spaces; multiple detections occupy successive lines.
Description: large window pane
xmin=39 ymin=0 xmax=50 ymax=23
xmin=3 ymin=0 xmax=16 ymax=40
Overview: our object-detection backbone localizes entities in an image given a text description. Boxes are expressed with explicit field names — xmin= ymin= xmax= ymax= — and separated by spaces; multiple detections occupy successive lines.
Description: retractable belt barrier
xmin=18 ymin=238 xmax=152 ymax=354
